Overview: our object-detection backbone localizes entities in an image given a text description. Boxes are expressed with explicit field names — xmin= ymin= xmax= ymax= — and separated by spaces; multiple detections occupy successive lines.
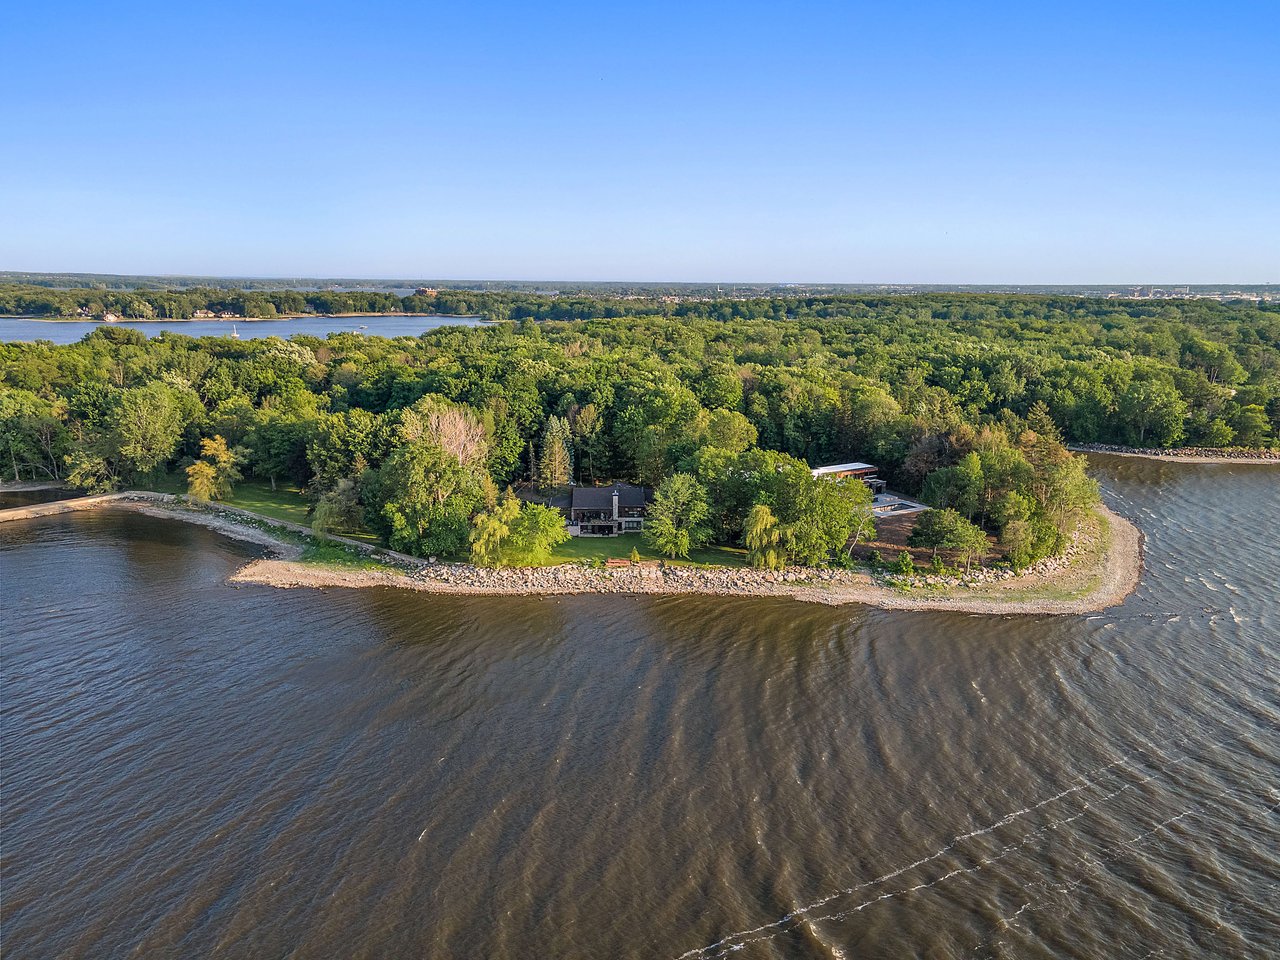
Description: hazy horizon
xmin=2 ymin=271 xmax=1274 ymax=290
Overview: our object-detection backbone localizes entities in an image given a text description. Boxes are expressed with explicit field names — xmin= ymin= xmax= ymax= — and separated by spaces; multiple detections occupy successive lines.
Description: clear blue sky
xmin=3 ymin=0 xmax=1276 ymax=283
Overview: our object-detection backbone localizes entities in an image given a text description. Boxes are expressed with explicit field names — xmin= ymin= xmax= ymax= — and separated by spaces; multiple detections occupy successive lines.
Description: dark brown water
xmin=2 ymin=456 xmax=1277 ymax=959
xmin=0 ymin=488 xmax=80 ymax=508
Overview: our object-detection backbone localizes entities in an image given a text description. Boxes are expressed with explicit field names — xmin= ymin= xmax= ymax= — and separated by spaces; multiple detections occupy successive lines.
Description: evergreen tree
xmin=538 ymin=416 xmax=572 ymax=488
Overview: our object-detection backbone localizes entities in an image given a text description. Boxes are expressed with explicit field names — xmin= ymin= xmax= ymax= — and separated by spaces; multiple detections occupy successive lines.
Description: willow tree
xmin=470 ymin=495 xmax=522 ymax=567
xmin=470 ymin=494 xmax=569 ymax=567
xmin=185 ymin=460 xmax=219 ymax=501
xmin=744 ymin=503 xmax=788 ymax=570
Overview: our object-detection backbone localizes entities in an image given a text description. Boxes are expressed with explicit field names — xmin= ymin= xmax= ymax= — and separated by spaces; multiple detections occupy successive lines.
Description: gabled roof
xmin=570 ymin=483 xmax=649 ymax=511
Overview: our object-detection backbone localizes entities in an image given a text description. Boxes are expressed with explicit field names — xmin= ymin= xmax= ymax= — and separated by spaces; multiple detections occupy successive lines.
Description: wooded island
xmin=2 ymin=288 xmax=1277 ymax=577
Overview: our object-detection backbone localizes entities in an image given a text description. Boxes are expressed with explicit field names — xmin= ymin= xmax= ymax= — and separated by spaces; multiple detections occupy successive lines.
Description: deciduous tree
xmin=644 ymin=473 xmax=711 ymax=559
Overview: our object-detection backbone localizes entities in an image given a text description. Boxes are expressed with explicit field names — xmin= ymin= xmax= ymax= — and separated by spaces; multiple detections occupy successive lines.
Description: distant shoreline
xmin=1073 ymin=444 xmax=1280 ymax=466
xmin=0 ymin=489 xmax=1142 ymax=616
xmin=0 ymin=312 xmax=485 ymax=323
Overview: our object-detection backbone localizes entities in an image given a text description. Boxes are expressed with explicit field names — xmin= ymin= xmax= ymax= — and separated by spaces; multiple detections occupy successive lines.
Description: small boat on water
xmin=231 ymin=324 xmax=240 ymax=339
xmin=359 ymin=324 xmax=368 ymax=329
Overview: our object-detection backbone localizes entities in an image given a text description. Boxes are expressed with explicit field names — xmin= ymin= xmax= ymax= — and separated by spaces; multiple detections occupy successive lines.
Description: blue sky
xmin=3 ymin=0 xmax=1276 ymax=282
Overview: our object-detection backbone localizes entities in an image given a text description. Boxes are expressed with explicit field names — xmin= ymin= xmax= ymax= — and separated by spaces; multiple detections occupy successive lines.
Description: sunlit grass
xmin=147 ymin=473 xmax=380 ymax=542
xmin=299 ymin=539 xmax=392 ymax=570
xmin=922 ymin=510 xmax=1110 ymax=602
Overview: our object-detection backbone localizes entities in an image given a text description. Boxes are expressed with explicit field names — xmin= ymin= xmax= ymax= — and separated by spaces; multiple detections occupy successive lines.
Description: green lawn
xmin=146 ymin=474 xmax=380 ymax=542
xmin=547 ymin=532 xmax=748 ymax=568
xmin=299 ymin=539 xmax=393 ymax=570
xmin=148 ymin=474 xmax=311 ymax=523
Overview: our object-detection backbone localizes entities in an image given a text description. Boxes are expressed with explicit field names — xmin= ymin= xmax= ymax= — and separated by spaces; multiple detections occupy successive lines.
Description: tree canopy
xmin=4 ymin=289 xmax=1275 ymax=564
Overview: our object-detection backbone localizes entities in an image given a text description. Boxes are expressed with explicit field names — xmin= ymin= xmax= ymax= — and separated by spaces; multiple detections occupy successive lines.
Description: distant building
xmin=567 ymin=483 xmax=651 ymax=537
xmin=415 ymin=287 xmax=437 ymax=296
xmin=810 ymin=461 xmax=887 ymax=493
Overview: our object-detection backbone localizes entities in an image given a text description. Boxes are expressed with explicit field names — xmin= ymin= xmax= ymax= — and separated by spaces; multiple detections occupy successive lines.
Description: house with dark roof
xmin=567 ymin=483 xmax=651 ymax=537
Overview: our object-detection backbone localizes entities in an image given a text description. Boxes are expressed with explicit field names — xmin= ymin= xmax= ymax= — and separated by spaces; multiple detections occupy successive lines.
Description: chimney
xmin=612 ymin=488 xmax=620 ymax=521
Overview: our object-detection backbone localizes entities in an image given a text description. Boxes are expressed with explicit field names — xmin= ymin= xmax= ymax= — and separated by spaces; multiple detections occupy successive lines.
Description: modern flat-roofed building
xmin=810 ymin=461 xmax=887 ymax=493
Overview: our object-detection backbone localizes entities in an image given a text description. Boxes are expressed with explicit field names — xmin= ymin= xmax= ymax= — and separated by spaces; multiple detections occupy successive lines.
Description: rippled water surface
xmin=2 ymin=456 xmax=1277 ymax=959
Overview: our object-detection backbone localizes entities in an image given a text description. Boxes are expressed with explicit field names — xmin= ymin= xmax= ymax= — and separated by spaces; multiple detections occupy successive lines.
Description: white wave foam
xmin=675 ymin=737 xmax=1191 ymax=960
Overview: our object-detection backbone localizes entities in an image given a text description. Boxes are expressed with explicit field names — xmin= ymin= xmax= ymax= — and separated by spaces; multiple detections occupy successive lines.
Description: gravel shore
xmin=1071 ymin=443 xmax=1280 ymax=465
xmin=225 ymin=505 xmax=1143 ymax=616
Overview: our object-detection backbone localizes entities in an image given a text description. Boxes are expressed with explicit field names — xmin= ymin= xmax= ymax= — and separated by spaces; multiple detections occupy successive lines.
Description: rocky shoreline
xmin=225 ymin=505 xmax=1142 ymax=616
xmin=1072 ymin=443 xmax=1280 ymax=465
xmin=0 ymin=489 xmax=1142 ymax=615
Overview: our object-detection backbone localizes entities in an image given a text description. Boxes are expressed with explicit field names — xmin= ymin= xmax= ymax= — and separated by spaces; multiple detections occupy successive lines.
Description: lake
xmin=0 ymin=314 xmax=484 ymax=344
xmin=1 ymin=456 xmax=1277 ymax=958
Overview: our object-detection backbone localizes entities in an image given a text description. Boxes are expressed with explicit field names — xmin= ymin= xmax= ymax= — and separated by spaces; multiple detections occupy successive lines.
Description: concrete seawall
xmin=0 ymin=491 xmax=176 ymax=523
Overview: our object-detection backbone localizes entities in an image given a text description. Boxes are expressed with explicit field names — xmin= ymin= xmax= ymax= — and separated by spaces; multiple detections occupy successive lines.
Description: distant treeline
xmin=4 ymin=282 xmax=1280 ymax=327
xmin=3 ymin=287 xmax=1278 ymax=454
xmin=3 ymin=273 xmax=1275 ymax=299
xmin=0 ymin=284 xmax=429 ymax=320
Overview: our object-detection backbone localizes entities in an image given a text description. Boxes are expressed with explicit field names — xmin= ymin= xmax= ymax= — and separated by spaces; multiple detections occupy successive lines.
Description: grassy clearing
xmin=148 ymin=474 xmax=380 ymax=542
xmin=299 ymin=539 xmax=395 ymax=571
xmin=217 ymin=480 xmax=312 ymax=525
xmin=547 ymin=532 xmax=749 ymax=568
xmin=925 ymin=510 xmax=1110 ymax=603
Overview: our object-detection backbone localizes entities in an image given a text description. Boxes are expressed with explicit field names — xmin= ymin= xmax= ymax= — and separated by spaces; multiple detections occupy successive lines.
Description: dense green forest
xmin=2 ymin=292 xmax=1277 ymax=567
